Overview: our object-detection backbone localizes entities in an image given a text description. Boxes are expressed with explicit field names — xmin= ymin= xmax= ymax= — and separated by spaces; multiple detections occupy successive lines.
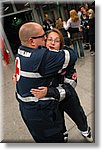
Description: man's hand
xmin=12 ymin=73 xmax=17 ymax=85
xmin=31 ymin=87 xmax=48 ymax=99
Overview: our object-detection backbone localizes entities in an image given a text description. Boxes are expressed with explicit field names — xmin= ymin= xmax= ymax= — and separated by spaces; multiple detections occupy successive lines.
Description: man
xmin=43 ymin=13 xmax=54 ymax=32
xmin=15 ymin=22 xmax=77 ymax=143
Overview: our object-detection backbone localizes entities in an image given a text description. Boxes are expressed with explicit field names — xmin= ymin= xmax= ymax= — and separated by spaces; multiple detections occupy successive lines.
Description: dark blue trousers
xmin=59 ymin=83 xmax=88 ymax=132
xmin=19 ymin=100 xmax=64 ymax=143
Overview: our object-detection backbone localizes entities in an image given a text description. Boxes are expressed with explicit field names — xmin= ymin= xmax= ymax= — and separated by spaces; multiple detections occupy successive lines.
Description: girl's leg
xmin=72 ymin=41 xmax=79 ymax=58
xmin=78 ymin=40 xmax=84 ymax=57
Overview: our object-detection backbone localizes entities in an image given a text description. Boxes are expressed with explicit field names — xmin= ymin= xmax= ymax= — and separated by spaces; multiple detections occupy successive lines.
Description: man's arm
xmin=31 ymin=83 xmax=72 ymax=102
xmin=39 ymin=47 xmax=77 ymax=77
xmin=46 ymin=84 xmax=72 ymax=101
xmin=31 ymin=87 xmax=60 ymax=100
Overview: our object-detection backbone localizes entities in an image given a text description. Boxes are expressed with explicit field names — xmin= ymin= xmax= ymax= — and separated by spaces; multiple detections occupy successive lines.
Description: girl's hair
xmin=55 ymin=18 xmax=63 ymax=30
xmin=46 ymin=28 xmax=64 ymax=49
xmin=88 ymin=9 xmax=95 ymax=19
xmin=70 ymin=9 xmax=79 ymax=22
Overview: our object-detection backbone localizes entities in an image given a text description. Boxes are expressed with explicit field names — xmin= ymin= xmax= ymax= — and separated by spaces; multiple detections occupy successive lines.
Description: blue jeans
xmin=73 ymin=40 xmax=84 ymax=58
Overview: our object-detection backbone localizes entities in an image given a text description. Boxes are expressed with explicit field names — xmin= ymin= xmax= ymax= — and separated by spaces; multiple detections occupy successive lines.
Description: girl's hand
xmin=31 ymin=87 xmax=48 ymax=99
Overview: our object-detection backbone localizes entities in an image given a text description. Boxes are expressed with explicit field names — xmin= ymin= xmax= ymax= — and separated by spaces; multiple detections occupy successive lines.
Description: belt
xmin=17 ymin=93 xmax=55 ymax=102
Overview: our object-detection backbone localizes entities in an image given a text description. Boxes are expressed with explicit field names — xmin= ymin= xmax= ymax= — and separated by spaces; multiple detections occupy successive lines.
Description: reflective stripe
xmin=17 ymin=93 xmax=55 ymax=102
xmin=64 ymin=78 xmax=77 ymax=88
xmin=20 ymin=70 xmax=42 ymax=78
xmin=58 ymin=50 xmax=70 ymax=73
xmin=49 ymin=49 xmax=59 ymax=52
xmin=63 ymin=50 xmax=70 ymax=69
xmin=18 ymin=49 xmax=31 ymax=57
xmin=56 ymin=84 xmax=66 ymax=101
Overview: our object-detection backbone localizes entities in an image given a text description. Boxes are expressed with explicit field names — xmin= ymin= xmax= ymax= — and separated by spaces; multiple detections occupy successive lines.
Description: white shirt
xmin=63 ymin=18 xmax=80 ymax=30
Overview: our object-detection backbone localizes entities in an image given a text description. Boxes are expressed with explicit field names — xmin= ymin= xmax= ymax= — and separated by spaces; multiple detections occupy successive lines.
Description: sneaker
xmin=81 ymin=127 xmax=93 ymax=142
xmin=63 ymin=131 xmax=68 ymax=143
xmin=91 ymin=51 xmax=95 ymax=56
xmin=84 ymin=45 xmax=90 ymax=50
xmin=80 ymin=56 xmax=84 ymax=59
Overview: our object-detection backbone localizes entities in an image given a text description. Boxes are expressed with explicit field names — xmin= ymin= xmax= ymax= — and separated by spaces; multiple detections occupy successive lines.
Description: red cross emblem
xmin=15 ymin=57 xmax=20 ymax=81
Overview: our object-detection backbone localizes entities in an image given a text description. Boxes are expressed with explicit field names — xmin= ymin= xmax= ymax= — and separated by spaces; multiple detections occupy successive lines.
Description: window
xmin=14 ymin=2 xmax=30 ymax=11
xmin=3 ymin=1 xmax=14 ymax=15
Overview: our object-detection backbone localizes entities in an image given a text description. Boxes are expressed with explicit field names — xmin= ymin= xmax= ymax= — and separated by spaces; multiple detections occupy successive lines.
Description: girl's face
xmin=46 ymin=31 xmax=60 ymax=51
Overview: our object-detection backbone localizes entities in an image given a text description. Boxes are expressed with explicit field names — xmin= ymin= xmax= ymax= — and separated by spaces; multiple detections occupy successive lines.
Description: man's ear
xmin=29 ymin=38 xmax=36 ymax=46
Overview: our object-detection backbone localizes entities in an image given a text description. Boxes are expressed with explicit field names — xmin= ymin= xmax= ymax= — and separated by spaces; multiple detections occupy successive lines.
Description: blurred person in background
xmin=87 ymin=9 xmax=95 ymax=56
xmin=80 ymin=8 xmax=90 ymax=50
xmin=63 ymin=9 xmax=84 ymax=59
xmin=43 ymin=13 xmax=54 ymax=32
xmin=55 ymin=17 xmax=71 ymax=46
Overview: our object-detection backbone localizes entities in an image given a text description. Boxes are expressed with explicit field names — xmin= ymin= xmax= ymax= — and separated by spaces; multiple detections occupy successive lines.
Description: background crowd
xmin=42 ymin=3 xmax=95 ymax=58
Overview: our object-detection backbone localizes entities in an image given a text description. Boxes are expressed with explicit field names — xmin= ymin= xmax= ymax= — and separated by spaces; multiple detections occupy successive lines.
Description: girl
xmin=63 ymin=9 xmax=84 ymax=58
xmin=31 ymin=28 xmax=93 ymax=142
